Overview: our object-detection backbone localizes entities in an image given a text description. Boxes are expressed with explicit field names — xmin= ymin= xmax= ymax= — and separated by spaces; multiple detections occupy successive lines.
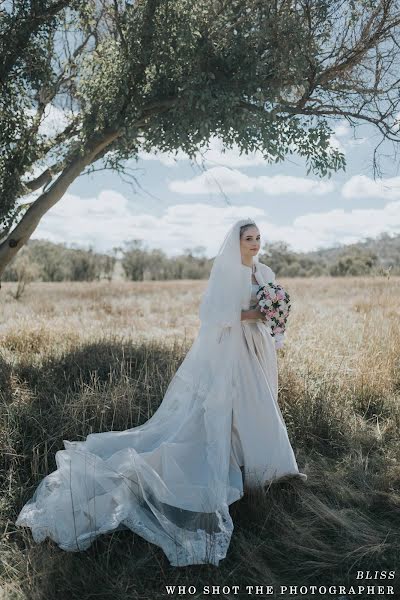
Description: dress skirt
xmin=15 ymin=316 xmax=306 ymax=566
xmin=231 ymin=318 xmax=306 ymax=488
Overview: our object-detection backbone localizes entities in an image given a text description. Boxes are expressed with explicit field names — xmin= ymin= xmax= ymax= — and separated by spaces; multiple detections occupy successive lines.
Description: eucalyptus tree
xmin=1 ymin=0 xmax=400 ymax=278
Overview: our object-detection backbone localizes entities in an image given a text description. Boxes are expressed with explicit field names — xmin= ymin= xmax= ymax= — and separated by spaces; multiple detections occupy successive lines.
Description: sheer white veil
xmin=199 ymin=218 xmax=260 ymax=331
xmin=14 ymin=218 xmax=263 ymax=568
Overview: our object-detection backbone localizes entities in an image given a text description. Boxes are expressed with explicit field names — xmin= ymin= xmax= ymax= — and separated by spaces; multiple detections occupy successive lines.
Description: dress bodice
xmin=249 ymin=282 xmax=260 ymax=309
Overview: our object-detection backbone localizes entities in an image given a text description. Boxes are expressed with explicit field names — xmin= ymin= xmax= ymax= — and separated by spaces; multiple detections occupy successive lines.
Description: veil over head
xmin=14 ymin=218 xmax=262 ymax=568
xmin=199 ymin=218 xmax=260 ymax=331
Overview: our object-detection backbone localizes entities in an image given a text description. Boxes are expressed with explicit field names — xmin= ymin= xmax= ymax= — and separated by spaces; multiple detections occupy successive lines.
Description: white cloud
xmin=169 ymin=167 xmax=254 ymax=194
xmin=342 ymin=175 xmax=400 ymax=199
xmin=169 ymin=166 xmax=335 ymax=196
xmin=331 ymin=120 xmax=367 ymax=149
xmin=346 ymin=137 xmax=368 ymax=147
xmin=276 ymin=202 xmax=400 ymax=251
xmin=193 ymin=137 xmax=270 ymax=167
xmin=329 ymin=135 xmax=346 ymax=154
xmin=134 ymin=128 xmax=371 ymax=170
xmin=33 ymin=190 xmax=137 ymax=251
xmin=137 ymin=148 xmax=189 ymax=167
xmin=33 ymin=191 xmax=267 ymax=255
xmin=32 ymin=189 xmax=400 ymax=256
xmin=136 ymin=135 xmax=273 ymax=168
xmin=334 ymin=122 xmax=351 ymax=138
xmin=26 ymin=104 xmax=72 ymax=138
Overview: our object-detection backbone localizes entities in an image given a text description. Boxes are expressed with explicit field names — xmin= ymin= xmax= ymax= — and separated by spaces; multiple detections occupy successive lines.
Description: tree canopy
xmin=1 ymin=0 xmax=400 ymax=277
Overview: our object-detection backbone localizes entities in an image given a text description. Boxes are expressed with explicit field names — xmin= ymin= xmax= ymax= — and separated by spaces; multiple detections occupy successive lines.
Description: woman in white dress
xmin=15 ymin=218 xmax=307 ymax=567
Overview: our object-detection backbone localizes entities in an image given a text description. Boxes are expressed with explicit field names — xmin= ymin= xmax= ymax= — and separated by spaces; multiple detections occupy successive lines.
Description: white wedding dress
xmin=15 ymin=262 xmax=307 ymax=567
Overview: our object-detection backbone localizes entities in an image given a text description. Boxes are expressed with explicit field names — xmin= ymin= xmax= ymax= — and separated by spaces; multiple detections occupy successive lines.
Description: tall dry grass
xmin=0 ymin=276 xmax=399 ymax=600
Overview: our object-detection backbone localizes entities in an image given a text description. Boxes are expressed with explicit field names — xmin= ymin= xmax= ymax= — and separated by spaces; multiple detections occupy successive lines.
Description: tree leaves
xmin=1 ymin=0 xmax=399 ymax=241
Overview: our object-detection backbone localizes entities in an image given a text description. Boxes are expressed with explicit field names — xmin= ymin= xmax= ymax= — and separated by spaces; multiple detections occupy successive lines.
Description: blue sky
xmin=30 ymin=106 xmax=400 ymax=258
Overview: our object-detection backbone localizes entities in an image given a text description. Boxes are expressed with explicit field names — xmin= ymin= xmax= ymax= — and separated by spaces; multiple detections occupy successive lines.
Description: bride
xmin=15 ymin=218 xmax=307 ymax=567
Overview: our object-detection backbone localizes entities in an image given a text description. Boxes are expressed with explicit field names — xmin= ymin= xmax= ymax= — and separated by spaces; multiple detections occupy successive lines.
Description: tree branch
xmin=0 ymin=128 xmax=122 ymax=279
xmin=0 ymin=0 xmax=71 ymax=83
xmin=0 ymin=94 xmax=179 ymax=279
xmin=23 ymin=169 xmax=54 ymax=192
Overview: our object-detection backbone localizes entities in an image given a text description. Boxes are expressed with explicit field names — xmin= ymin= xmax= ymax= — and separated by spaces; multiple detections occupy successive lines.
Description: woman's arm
xmin=241 ymin=309 xmax=258 ymax=321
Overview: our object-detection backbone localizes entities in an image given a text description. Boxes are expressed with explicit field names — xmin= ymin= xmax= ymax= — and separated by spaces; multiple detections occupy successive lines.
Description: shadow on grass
xmin=0 ymin=354 xmax=13 ymax=402
xmin=6 ymin=468 xmax=400 ymax=600
xmin=1 ymin=337 xmax=399 ymax=600
xmin=14 ymin=336 xmax=189 ymax=401
xmin=2 ymin=336 xmax=191 ymax=484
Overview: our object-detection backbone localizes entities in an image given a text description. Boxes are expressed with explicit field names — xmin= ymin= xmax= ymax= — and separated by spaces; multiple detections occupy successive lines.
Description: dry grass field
xmin=0 ymin=276 xmax=399 ymax=600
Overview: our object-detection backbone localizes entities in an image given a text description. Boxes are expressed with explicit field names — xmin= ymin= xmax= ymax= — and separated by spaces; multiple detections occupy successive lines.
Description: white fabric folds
xmin=15 ymin=320 xmax=243 ymax=566
xmin=15 ymin=218 xmax=306 ymax=566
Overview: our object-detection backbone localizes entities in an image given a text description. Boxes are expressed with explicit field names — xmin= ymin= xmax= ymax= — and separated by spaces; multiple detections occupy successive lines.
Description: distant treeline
xmin=2 ymin=240 xmax=212 ymax=283
xmin=263 ymin=232 xmax=398 ymax=277
xmin=2 ymin=232 xmax=398 ymax=283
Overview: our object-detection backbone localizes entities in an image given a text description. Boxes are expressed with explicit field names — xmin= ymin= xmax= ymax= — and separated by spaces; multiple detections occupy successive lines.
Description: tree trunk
xmin=0 ymin=129 xmax=121 ymax=282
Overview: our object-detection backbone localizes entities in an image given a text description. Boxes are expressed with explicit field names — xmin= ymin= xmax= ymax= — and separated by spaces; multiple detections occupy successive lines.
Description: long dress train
xmin=15 ymin=277 xmax=306 ymax=567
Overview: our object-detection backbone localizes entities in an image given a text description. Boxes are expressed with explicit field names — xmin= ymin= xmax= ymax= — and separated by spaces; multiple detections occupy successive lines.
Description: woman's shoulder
xmin=258 ymin=261 xmax=275 ymax=279
xmin=257 ymin=261 xmax=275 ymax=276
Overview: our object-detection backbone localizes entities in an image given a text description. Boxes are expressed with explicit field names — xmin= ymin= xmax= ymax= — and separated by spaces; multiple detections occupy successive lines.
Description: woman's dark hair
xmin=240 ymin=222 xmax=258 ymax=238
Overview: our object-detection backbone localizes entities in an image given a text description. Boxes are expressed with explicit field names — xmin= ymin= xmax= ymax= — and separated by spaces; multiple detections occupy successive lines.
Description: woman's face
xmin=240 ymin=226 xmax=260 ymax=259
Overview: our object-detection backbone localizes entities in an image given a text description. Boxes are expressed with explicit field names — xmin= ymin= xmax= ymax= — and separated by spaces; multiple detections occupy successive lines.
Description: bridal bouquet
xmin=255 ymin=281 xmax=291 ymax=339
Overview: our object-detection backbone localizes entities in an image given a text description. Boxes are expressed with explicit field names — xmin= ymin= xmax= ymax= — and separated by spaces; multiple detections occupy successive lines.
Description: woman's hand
xmin=253 ymin=304 xmax=268 ymax=322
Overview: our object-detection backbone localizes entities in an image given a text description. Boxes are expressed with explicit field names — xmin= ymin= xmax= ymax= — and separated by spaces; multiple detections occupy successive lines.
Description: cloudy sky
xmin=30 ymin=106 xmax=400 ymax=258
